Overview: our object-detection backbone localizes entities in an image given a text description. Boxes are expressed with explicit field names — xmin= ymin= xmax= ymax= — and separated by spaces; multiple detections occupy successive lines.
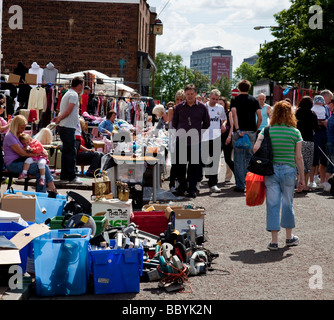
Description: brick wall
xmin=2 ymin=0 xmax=156 ymax=91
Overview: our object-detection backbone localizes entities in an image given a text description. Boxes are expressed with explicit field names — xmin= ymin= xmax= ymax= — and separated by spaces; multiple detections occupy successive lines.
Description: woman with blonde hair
xmin=3 ymin=115 xmax=57 ymax=193
xmin=253 ymin=100 xmax=304 ymax=251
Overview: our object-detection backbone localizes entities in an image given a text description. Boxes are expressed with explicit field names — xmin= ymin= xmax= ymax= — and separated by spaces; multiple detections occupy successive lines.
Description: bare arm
xmin=256 ymin=109 xmax=262 ymax=131
xmin=10 ymin=143 xmax=37 ymax=158
xmin=253 ymin=134 xmax=264 ymax=153
xmin=54 ymin=102 xmax=75 ymax=124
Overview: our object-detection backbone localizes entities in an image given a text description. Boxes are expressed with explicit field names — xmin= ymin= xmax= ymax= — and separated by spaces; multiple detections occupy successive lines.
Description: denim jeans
xmin=264 ymin=164 xmax=297 ymax=231
xmin=58 ymin=126 xmax=76 ymax=181
xmin=232 ymin=131 xmax=257 ymax=189
xmin=326 ymin=142 xmax=334 ymax=174
xmin=6 ymin=160 xmax=54 ymax=193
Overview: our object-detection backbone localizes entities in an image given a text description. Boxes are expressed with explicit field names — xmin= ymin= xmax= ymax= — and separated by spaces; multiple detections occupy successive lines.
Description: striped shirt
xmin=260 ymin=125 xmax=303 ymax=167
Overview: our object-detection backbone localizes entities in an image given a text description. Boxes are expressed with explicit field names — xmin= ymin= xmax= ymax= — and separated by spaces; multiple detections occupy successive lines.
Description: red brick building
xmin=1 ymin=0 xmax=158 ymax=95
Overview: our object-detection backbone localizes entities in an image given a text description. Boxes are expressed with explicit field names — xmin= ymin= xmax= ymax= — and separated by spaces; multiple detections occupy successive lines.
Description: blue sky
xmin=147 ymin=0 xmax=291 ymax=71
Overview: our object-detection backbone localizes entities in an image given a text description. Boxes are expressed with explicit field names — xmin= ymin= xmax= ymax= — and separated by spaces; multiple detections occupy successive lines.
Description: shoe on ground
xmin=210 ymin=185 xmax=221 ymax=193
xmin=18 ymin=172 xmax=27 ymax=179
xmin=187 ymin=192 xmax=197 ymax=198
xmin=176 ymin=189 xmax=185 ymax=196
xmin=68 ymin=177 xmax=83 ymax=184
xmin=267 ymin=242 xmax=278 ymax=251
xmin=314 ymin=175 xmax=321 ymax=184
xmin=234 ymin=187 xmax=245 ymax=192
xmin=286 ymin=235 xmax=299 ymax=247
xmin=39 ymin=178 xmax=45 ymax=186
xmin=170 ymin=186 xmax=176 ymax=193
xmin=307 ymin=181 xmax=318 ymax=189
xmin=320 ymin=182 xmax=331 ymax=192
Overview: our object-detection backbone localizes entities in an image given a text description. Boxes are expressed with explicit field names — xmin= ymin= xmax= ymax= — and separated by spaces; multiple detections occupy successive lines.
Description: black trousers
xmin=58 ymin=126 xmax=76 ymax=181
xmin=175 ymin=141 xmax=201 ymax=194
xmin=77 ymin=151 xmax=104 ymax=173
xmin=221 ymin=131 xmax=234 ymax=173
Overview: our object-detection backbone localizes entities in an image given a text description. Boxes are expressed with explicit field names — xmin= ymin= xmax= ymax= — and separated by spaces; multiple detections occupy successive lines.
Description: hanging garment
xmin=28 ymin=87 xmax=47 ymax=119
xmin=28 ymin=62 xmax=44 ymax=88
xmin=42 ymin=62 xmax=58 ymax=84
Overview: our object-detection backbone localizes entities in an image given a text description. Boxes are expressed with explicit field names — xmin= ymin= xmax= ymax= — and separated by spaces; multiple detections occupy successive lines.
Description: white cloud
xmin=149 ymin=0 xmax=291 ymax=71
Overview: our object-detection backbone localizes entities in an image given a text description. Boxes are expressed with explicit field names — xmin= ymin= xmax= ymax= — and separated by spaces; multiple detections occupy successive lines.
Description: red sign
xmin=211 ymin=56 xmax=232 ymax=84
xmin=231 ymin=88 xmax=239 ymax=97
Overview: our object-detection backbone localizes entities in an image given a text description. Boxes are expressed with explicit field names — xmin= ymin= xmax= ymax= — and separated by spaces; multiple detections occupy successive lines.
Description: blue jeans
xmin=264 ymin=164 xmax=297 ymax=232
xmin=233 ymin=131 xmax=257 ymax=189
xmin=326 ymin=142 xmax=334 ymax=174
xmin=6 ymin=160 xmax=54 ymax=193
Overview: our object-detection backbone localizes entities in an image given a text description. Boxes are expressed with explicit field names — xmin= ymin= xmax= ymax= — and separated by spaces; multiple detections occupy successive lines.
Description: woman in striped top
xmin=254 ymin=100 xmax=305 ymax=251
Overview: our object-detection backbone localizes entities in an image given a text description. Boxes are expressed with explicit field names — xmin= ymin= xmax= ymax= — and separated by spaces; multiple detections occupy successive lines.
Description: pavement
xmin=1 ymin=161 xmax=334 ymax=302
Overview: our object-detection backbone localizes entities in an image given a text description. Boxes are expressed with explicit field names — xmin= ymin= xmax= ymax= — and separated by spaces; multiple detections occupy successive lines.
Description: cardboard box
xmin=142 ymin=204 xmax=205 ymax=236
xmin=1 ymin=194 xmax=36 ymax=222
xmin=92 ymin=199 xmax=132 ymax=228
xmin=0 ymin=224 xmax=50 ymax=267
xmin=166 ymin=207 xmax=205 ymax=236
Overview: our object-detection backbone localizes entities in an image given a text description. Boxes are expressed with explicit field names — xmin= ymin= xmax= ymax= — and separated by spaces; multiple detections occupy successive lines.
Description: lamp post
xmin=254 ymin=26 xmax=280 ymax=30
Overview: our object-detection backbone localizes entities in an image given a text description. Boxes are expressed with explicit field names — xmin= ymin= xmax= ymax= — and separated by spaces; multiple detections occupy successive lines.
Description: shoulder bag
xmin=247 ymin=126 xmax=274 ymax=176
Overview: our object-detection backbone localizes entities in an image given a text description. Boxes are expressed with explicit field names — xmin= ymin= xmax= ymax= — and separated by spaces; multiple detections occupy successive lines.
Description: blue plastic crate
xmin=0 ymin=222 xmax=32 ymax=273
xmin=33 ymin=228 xmax=91 ymax=296
xmin=90 ymin=239 xmax=143 ymax=294
xmin=3 ymin=190 xmax=67 ymax=224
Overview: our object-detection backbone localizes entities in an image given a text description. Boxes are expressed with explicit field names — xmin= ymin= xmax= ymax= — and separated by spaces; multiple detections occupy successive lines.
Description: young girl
xmin=18 ymin=133 xmax=49 ymax=186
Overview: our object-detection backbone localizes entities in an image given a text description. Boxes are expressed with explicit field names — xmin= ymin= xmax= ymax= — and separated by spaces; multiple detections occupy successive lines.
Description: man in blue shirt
xmin=98 ymin=111 xmax=117 ymax=139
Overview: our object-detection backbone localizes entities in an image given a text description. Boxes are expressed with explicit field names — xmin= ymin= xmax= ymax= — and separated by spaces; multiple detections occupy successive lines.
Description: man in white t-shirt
xmin=201 ymin=89 xmax=227 ymax=192
xmin=54 ymin=77 xmax=83 ymax=183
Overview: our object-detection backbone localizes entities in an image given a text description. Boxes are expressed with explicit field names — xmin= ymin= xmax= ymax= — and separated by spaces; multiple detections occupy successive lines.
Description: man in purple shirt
xmin=172 ymin=84 xmax=210 ymax=197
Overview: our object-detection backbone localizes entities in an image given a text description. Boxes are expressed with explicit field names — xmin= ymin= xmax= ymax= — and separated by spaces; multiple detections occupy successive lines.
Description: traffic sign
xmin=231 ymin=88 xmax=239 ymax=97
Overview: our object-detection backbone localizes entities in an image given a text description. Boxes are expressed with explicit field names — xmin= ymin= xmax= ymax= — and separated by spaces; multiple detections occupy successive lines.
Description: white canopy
xmin=57 ymin=70 xmax=135 ymax=96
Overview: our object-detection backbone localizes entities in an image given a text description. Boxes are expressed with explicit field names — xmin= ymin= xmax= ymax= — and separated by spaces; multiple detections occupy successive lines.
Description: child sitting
xmin=18 ymin=133 xmax=49 ymax=186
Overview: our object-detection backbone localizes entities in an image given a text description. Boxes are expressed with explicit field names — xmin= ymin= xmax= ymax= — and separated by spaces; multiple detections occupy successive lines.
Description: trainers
xmin=210 ymin=185 xmax=221 ymax=193
xmin=321 ymin=182 xmax=331 ymax=192
xmin=307 ymin=181 xmax=318 ymax=189
xmin=267 ymin=242 xmax=278 ymax=251
xmin=314 ymin=175 xmax=321 ymax=184
xmin=68 ymin=177 xmax=83 ymax=184
xmin=39 ymin=178 xmax=45 ymax=186
xmin=286 ymin=235 xmax=299 ymax=247
xmin=18 ymin=172 xmax=27 ymax=179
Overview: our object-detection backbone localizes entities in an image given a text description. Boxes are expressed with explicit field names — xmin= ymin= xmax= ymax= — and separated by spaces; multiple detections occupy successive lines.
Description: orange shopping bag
xmin=245 ymin=172 xmax=265 ymax=207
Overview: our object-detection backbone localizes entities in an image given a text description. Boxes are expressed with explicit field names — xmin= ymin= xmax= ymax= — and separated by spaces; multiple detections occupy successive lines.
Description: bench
xmin=1 ymin=169 xmax=32 ymax=191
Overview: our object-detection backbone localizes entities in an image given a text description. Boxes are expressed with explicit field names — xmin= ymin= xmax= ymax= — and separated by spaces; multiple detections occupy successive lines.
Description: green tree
xmin=211 ymin=75 xmax=233 ymax=99
xmin=233 ymin=62 xmax=263 ymax=95
xmin=151 ymin=52 xmax=187 ymax=103
xmin=258 ymin=0 xmax=334 ymax=89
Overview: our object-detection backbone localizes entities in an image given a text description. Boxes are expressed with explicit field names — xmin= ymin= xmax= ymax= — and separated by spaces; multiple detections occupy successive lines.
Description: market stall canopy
xmin=57 ymin=70 xmax=135 ymax=96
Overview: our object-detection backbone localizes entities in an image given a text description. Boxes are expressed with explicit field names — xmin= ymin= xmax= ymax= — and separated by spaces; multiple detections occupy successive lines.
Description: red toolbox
xmin=130 ymin=211 xmax=168 ymax=236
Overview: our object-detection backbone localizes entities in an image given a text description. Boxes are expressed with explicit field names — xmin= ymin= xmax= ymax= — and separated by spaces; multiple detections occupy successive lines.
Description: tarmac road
xmin=20 ymin=160 xmax=334 ymax=302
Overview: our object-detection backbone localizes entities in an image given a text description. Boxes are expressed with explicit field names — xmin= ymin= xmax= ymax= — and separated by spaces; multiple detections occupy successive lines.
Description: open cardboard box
xmin=0 ymin=223 xmax=50 ymax=267
xmin=142 ymin=204 xmax=205 ymax=236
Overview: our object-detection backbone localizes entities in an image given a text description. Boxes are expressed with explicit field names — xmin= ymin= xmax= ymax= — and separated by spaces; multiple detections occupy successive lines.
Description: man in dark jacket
xmin=172 ymin=84 xmax=210 ymax=197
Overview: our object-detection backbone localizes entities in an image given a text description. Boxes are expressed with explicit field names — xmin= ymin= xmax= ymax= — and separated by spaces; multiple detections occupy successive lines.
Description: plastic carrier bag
xmin=245 ymin=172 xmax=265 ymax=207
xmin=234 ymin=134 xmax=251 ymax=149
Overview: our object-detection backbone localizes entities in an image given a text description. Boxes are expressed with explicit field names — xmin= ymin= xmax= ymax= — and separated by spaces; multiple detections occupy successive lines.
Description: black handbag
xmin=247 ymin=126 xmax=274 ymax=176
